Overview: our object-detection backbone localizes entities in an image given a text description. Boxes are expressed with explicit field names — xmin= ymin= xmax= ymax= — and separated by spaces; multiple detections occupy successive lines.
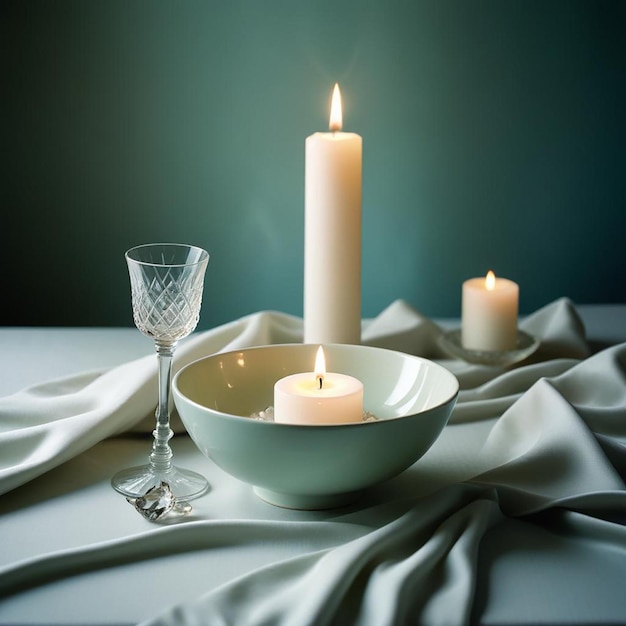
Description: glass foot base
xmin=111 ymin=465 xmax=209 ymax=501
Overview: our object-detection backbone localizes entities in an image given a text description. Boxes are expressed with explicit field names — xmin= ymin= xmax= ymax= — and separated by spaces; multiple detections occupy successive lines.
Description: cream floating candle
xmin=274 ymin=346 xmax=363 ymax=425
xmin=304 ymin=84 xmax=362 ymax=345
xmin=462 ymin=270 xmax=519 ymax=351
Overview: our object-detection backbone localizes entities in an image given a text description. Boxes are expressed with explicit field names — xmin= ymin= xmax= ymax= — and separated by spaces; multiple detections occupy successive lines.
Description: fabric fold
xmin=471 ymin=376 xmax=625 ymax=516
xmin=140 ymin=487 xmax=502 ymax=626
xmin=0 ymin=517 xmax=367 ymax=600
xmin=520 ymin=296 xmax=590 ymax=361
xmin=362 ymin=299 xmax=442 ymax=357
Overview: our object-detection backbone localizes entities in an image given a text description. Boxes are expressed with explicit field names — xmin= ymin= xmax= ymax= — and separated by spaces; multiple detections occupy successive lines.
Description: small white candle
xmin=304 ymin=84 xmax=362 ymax=345
xmin=274 ymin=346 xmax=363 ymax=425
xmin=462 ymin=270 xmax=519 ymax=351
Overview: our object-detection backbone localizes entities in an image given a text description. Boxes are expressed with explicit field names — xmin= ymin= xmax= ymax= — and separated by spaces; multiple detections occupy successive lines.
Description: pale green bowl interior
xmin=175 ymin=343 xmax=457 ymax=421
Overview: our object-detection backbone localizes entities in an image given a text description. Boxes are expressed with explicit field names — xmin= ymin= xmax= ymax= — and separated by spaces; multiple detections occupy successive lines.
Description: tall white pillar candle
xmin=462 ymin=270 xmax=519 ymax=351
xmin=304 ymin=84 xmax=362 ymax=345
xmin=274 ymin=346 xmax=364 ymax=425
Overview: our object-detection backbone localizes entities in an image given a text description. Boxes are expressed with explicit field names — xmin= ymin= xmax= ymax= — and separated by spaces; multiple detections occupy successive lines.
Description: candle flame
xmin=314 ymin=346 xmax=326 ymax=388
xmin=485 ymin=270 xmax=496 ymax=291
xmin=329 ymin=83 xmax=342 ymax=132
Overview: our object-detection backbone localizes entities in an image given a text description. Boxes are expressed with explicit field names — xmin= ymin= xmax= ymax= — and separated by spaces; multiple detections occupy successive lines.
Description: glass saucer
xmin=438 ymin=329 xmax=540 ymax=367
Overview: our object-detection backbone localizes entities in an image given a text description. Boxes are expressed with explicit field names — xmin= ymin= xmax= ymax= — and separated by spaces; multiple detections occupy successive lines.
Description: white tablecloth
xmin=0 ymin=300 xmax=625 ymax=625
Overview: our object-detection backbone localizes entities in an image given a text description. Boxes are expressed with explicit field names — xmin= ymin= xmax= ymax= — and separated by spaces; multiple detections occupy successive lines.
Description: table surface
xmin=1 ymin=302 xmax=625 ymax=625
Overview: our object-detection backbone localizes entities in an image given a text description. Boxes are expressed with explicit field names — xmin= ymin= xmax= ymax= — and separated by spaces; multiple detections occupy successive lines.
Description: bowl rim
xmin=173 ymin=343 xmax=459 ymax=428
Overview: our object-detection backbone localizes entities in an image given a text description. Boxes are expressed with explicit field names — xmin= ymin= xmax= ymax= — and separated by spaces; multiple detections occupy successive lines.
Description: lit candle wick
xmin=314 ymin=345 xmax=326 ymax=391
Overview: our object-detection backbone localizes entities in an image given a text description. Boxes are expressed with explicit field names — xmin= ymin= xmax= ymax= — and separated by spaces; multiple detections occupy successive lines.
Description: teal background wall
xmin=3 ymin=0 xmax=625 ymax=330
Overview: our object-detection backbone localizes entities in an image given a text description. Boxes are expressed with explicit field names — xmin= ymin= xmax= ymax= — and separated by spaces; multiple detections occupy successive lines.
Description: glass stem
xmin=149 ymin=341 xmax=177 ymax=473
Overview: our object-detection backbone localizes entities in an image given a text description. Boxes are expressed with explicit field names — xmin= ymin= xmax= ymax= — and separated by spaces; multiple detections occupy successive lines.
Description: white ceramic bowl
xmin=173 ymin=344 xmax=458 ymax=509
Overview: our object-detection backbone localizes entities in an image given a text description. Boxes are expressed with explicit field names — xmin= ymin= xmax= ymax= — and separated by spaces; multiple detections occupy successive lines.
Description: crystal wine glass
xmin=111 ymin=243 xmax=210 ymax=501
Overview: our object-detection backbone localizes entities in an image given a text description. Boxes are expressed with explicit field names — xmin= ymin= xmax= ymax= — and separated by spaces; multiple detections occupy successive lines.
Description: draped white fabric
xmin=1 ymin=298 xmax=625 ymax=625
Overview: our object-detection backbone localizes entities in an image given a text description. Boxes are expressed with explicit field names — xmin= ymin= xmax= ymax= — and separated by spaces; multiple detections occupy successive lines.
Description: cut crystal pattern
xmin=129 ymin=266 xmax=205 ymax=342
